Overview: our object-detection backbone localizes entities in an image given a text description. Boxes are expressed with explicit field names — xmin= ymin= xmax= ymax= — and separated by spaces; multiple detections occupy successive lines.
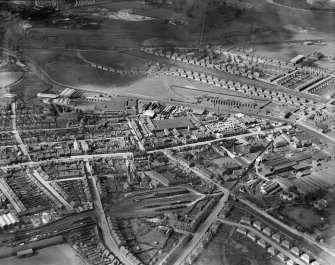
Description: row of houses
xmin=0 ymin=212 xmax=20 ymax=231
xmin=239 ymin=216 xmax=321 ymax=265
xmin=141 ymin=47 xmax=324 ymax=105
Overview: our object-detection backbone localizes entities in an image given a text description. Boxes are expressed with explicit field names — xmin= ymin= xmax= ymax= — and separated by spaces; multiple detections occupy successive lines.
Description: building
xmin=290 ymin=55 xmax=304 ymax=64
xmin=267 ymin=246 xmax=276 ymax=255
xmin=261 ymin=181 xmax=280 ymax=194
xmin=286 ymin=259 xmax=295 ymax=265
xmin=278 ymin=253 xmax=286 ymax=262
xmin=17 ymin=249 xmax=34 ymax=258
xmin=247 ymin=232 xmax=257 ymax=241
xmin=253 ymin=221 xmax=262 ymax=231
xmin=236 ymin=227 xmax=247 ymax=235
xmin=37 ymin=93 xmax=59 ymax=99
xmin=240 ymin=216 xmax=251 ymax=225
xmin=263 ymin=227 xmax=272 ymax=237
xmin=290 ymin=246 xmax=300 ymax=256
xmin=282 ymin=239 xmax=291 ymax=249
xmin=257 ymin=239 xmax=267 ymax=248
xmin=0 ymin=213 xmax=19 ymax=230
xmin=19 ymin=20 xmax=32 ymax=30
xmin=301 ymin=253 xmax=311 ymax=263
xmin=272 ymin=233 xmax=282 ymax=243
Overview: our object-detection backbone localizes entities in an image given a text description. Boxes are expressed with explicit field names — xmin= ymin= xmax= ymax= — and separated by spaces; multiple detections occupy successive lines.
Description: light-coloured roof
xmin=0 ymin=216 xmax=7 ymax=228
xmin=6 ymin=213 xmax=17 ymax=224
xmin=2 ymin=214 xmax=12 ymax=226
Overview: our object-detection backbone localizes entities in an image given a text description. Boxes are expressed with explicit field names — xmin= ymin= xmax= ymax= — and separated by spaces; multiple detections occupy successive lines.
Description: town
xmin=0 ymin=0 xmax=335 ymax=265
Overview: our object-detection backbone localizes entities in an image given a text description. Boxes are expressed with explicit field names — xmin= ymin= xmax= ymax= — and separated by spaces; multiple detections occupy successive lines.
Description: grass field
xmin=1 ymin=244 xmax=88 ymax=265
xmin=281 ymin=205 xmax=324 ymax=229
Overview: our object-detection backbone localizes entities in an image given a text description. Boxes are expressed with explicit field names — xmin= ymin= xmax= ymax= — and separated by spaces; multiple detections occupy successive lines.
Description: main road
xmin=0 ymin=152 xmax=133 ymax=171
xmin=147 ymin=125 xmax=291 ymax=154
xmin=172 ymin=195 xmax=228 ymax=265
xmin=86 ymin=160 xmax=132 ymax=265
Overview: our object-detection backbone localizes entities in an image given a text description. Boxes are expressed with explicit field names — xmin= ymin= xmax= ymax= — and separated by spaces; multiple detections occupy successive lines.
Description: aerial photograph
xmin=0 ymin=0 xmax=334 ymax=264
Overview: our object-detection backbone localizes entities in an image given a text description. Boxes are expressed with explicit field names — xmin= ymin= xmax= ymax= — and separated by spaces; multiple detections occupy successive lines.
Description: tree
xmin=288 ymin=185 xmax=298 ymax=193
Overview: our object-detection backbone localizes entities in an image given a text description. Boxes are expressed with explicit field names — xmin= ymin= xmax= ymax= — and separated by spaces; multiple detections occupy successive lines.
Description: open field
xmin=280 ymin=205 xmax=324 ymax=230
xmin=250 ymin=40 xmax=335 ymax=71
xmin=10 ymin=72 xmax=51 ymax=101
xmin=22 ymin=47 xmax=276 ymax=103
xmin=91 ymin=1 xmax=189 ymax=22
xmin=0 ymin=72 xmax=23 ymax=88
xmin=45 ymin=61 xmax=143 ymax=89
xmin=23 ymin=0 xmax=331 ymax=50
xmin=80 ymin=50 xmax=149 ymax=69
xmin=0 ymin=244 xmax=89 ymax=265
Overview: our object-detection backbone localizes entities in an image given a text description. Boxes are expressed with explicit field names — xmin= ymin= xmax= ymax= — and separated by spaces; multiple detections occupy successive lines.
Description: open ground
xmin=0 ymin=244 xmax=89 ymax=265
